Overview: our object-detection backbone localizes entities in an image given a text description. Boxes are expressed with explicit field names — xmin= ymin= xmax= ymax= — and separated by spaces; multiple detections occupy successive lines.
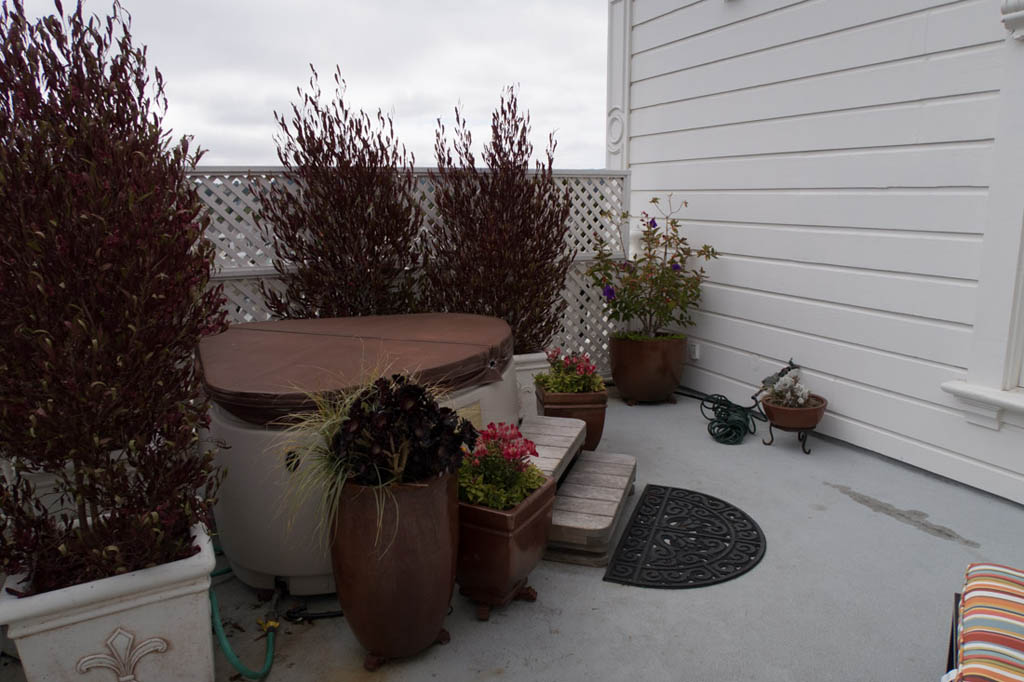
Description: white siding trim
xmin=943 ymin=18 xmax=1024 ymax=419
xmin=607 ymin=0 xmax=631 ymax=170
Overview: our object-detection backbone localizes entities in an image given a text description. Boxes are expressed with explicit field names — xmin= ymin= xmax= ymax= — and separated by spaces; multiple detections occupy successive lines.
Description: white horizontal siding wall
xmin=607 ymin=0 xmax=1024 ymax=503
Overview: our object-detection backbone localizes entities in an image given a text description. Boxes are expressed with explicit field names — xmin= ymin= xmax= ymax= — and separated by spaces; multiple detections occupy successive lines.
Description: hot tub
xmin=199 ymin=313 xmax=518 ymax=595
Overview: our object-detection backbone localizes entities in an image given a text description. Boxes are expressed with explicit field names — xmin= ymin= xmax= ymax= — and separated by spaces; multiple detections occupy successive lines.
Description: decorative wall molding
xmin=607 ymin=106 xmax=625 ymax=154
xmin=1004 ymin=0 xmax=1024 ymax=40
xmin=76 ymin=628 xmax=168 ymax=681
xmin=941 ymin=380 xmax=1024 ymax=429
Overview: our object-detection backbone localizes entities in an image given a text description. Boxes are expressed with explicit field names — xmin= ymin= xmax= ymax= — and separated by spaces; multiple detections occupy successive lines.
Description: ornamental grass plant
xmin=587 ymin=196 xmax=717 ymax=339
xmin=458 ymin=423 xmax=546 ymax=511
xmin=0 ymin=0 xmax=226 ymax=594
xmin=282 ymin=375 xmax=478 ymax=545
xmin=534 ymin=347 xmax=605 ymax=394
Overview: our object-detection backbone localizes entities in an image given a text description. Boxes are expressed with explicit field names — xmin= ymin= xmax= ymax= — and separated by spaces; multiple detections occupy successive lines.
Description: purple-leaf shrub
xmin=0 ymin=0 xmax=226 ymax=594
xmin=253 ymin=66 xmax=425 ymax=319
xmin=425 ymin=86 xmax=574 ymax=354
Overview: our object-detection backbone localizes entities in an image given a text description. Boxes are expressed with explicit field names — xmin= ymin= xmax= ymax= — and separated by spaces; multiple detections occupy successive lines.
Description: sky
xmin=21 ymin=0 xmax=609 ymax=169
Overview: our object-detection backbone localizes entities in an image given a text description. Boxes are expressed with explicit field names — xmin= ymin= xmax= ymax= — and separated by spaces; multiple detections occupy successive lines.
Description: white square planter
xmin=0 ymin=525 xmax=215 ymax=682
xmin=514 ymin=352 xmax=549 ymax=421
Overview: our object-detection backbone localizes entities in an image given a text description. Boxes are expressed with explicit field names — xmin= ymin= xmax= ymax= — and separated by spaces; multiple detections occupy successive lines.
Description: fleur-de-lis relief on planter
xmin=75 ymin=627 xmax=168 ymax=681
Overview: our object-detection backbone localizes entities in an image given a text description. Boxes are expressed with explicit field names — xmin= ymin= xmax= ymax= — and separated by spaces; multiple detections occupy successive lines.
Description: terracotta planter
xmin=330 ymin=474 xmax=458 ymax=671
xmin=609 ymin=335 xmax=687 ymax=403
xmin=535 ymin=386 xmax=608 ymax=450
xmin=457 ymin=476 xmax=556 ymax=621
xmin=761 ymin=395 xmax=828 ymax=430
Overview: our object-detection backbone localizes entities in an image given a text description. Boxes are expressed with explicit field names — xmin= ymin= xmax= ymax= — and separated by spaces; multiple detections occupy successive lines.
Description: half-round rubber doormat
xmin=603 ymin=484 xmax=766 ymax=589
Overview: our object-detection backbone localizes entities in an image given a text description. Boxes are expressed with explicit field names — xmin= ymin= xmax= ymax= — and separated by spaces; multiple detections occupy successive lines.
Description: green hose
xmin=209 ymin=568 xmax=277 ymax=680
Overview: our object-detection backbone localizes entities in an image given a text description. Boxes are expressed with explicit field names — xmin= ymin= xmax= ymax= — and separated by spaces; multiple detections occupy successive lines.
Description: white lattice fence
xmin=188 ymin=167 xmax=629 ymax=369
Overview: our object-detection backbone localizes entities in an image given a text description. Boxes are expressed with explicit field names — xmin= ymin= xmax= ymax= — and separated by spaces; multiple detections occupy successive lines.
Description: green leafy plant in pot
xmin=587 ymin=196 xmax=717 ymax=403
xmin=0 ymin=2 xmax=226 ymax=680
xmin=534 ymin=348 xmax=608 ymax=450
xmin=456 ymin=422 xmax=554 ymax=621
xmin=283 ymin=374 xmax=477 ymax=672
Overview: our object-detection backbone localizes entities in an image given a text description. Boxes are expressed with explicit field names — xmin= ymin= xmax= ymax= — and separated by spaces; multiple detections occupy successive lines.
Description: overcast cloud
xmin=21 ymin=0 xmax=608 ymax=169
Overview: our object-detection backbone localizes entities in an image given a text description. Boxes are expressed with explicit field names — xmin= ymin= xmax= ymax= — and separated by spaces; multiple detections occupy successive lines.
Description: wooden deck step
xmin=519 ymin=415 xmax=585 ymax=483
xmin=545 ymin=451 xmax=637 ymax=567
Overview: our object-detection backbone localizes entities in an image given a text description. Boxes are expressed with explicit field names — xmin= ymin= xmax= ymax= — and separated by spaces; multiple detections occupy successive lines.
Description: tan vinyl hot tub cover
xmin=198 ymin=313 xmax=514 ymax=425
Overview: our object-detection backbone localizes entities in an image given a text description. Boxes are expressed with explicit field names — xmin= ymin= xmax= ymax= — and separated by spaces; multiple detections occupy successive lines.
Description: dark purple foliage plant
xmin=424 ymin=87 xmax=574 ymax=354
xmin=253 ymin=67 xmax=425 ymax=319
xmin=0 ymin=0 xmax=226 ymax=594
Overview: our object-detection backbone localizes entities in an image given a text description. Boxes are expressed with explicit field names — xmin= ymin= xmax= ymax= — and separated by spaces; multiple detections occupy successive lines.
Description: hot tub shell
xmin=199 ymin=314 xmax=519 ymax=595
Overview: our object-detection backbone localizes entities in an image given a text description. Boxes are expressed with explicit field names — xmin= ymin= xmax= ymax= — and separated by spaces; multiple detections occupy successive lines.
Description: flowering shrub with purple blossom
xmin=534 ymin=347 xmax=605 ymax=393
xmin=458 ymin=423 xmax=546 ymax=510
xmin=586 ymin=196 xmax=717 ymax=338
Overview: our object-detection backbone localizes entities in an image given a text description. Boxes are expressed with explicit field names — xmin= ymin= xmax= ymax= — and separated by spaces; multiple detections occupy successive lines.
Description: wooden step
xmin=545 ymin=451 xmax=637 ymax=567
xmin=519 ymin=415 xmax=586 ymax=483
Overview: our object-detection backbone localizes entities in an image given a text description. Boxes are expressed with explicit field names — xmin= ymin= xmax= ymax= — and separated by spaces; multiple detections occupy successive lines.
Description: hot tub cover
xmin=198 ymin=313 xmax=514 ymax=425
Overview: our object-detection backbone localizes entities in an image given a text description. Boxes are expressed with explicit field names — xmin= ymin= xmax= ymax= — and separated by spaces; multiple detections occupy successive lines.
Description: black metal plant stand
xmin=762 ymin=422 xmax=815 ymax=455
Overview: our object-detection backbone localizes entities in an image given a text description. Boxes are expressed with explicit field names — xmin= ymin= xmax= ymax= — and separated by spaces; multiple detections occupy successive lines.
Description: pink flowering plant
xmin=587 ymin=196 xmax=717 ymax=339
xmin=534 ymin=347 xmax=605 ymax=393
xmin=458 ymin=423 xmax=546 ymax=510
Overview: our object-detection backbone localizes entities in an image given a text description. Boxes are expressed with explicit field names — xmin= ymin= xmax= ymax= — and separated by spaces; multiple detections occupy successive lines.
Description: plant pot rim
xmin=761 ymin=394 xmax=828 ymax=409
xmin=535 ymin=385 xmax=608 ymax=397
xmin=0 ymin=524 xmax=214 ymax=630
xmin=610 ymin=333 xmax=687 ymax=342
xmin=345 ymin=472 xmax=454 ymax=490
xmin=513 ymin=350 xmax=549 ymax=362
xmin=458 ymin=475 xmax=555 ymax=515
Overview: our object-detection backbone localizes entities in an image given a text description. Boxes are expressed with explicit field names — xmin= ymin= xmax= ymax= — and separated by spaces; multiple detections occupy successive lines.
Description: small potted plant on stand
xmin=534 ymin=348 xmax=608 ymax=450
xmin=759 ymin=361 xmax=828 ymax=454
xmin=0 ymin=3 xmax=226 ymax=680
xmin=283 ymin=375 xmax=477 ymax=672
xmin=456 ymin=423 xmax=555 ymax=621
xmin=587 ymin=196 xmax=717 ymax=404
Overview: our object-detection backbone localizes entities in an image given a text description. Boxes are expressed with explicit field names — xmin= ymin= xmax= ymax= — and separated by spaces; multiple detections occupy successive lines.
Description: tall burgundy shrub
xmin=253 ymin=67 xmax=425 ymax=319
xmin=424 ymin=87 xmax=573 ymax=353
xmin=0 ymin=0 xmax=226 ymax=594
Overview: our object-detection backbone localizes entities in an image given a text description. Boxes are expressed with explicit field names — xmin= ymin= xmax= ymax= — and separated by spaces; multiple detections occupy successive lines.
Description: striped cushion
xmin=957 ymin=563 xmax=1024 ymax=682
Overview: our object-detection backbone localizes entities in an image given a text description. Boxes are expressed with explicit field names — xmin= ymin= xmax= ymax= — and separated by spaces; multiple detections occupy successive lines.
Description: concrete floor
xmin=4 ymin=394 xmax=1024 ymax=681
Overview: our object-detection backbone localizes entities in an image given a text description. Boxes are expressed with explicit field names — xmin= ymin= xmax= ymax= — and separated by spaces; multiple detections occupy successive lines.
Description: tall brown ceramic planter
xmin=457 ymin=476 xmax=556 ymax=621
xmin=331 ymin=473 xmax=458 ymax=671
xmin=535 ymin=387 xmax=607 ymax=450
xmin=610 ymin=335 xmax=687 ymax=403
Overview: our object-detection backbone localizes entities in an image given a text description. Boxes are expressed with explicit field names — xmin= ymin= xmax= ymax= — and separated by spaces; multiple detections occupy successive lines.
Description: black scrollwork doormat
xmin=603 ymin=485 xmax=766 ymax=589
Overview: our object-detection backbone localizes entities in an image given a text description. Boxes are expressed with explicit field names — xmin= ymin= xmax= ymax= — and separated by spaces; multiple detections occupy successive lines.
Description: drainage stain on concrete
xmin=824 ymin=483 xmax=981 ymax=548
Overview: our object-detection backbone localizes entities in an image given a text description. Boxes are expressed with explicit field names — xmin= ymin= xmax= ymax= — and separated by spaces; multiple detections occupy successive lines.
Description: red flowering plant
xmin=457 ymin=423 xmax=546 ymax=510
xmin=534 ymin=347 xmax=605 ymax=394
xmin=586 ymin=196 xmax=717 ymax=339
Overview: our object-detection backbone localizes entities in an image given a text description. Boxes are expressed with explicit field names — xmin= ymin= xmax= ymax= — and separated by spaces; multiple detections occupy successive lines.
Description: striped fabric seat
xmin=957 ymin=563 xmax=1024 ymax=682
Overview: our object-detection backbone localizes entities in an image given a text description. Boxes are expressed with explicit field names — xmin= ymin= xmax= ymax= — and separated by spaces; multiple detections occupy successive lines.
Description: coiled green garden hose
xmin=209 ymin=565 xmax=278 ymax=680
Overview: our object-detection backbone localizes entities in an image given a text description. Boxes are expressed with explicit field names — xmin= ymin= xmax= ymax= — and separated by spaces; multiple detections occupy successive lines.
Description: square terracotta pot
xmin=456 ymin=476 xmax=556 ymax=620
xmin=535 ymin=386 xmax=608 ymax=450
